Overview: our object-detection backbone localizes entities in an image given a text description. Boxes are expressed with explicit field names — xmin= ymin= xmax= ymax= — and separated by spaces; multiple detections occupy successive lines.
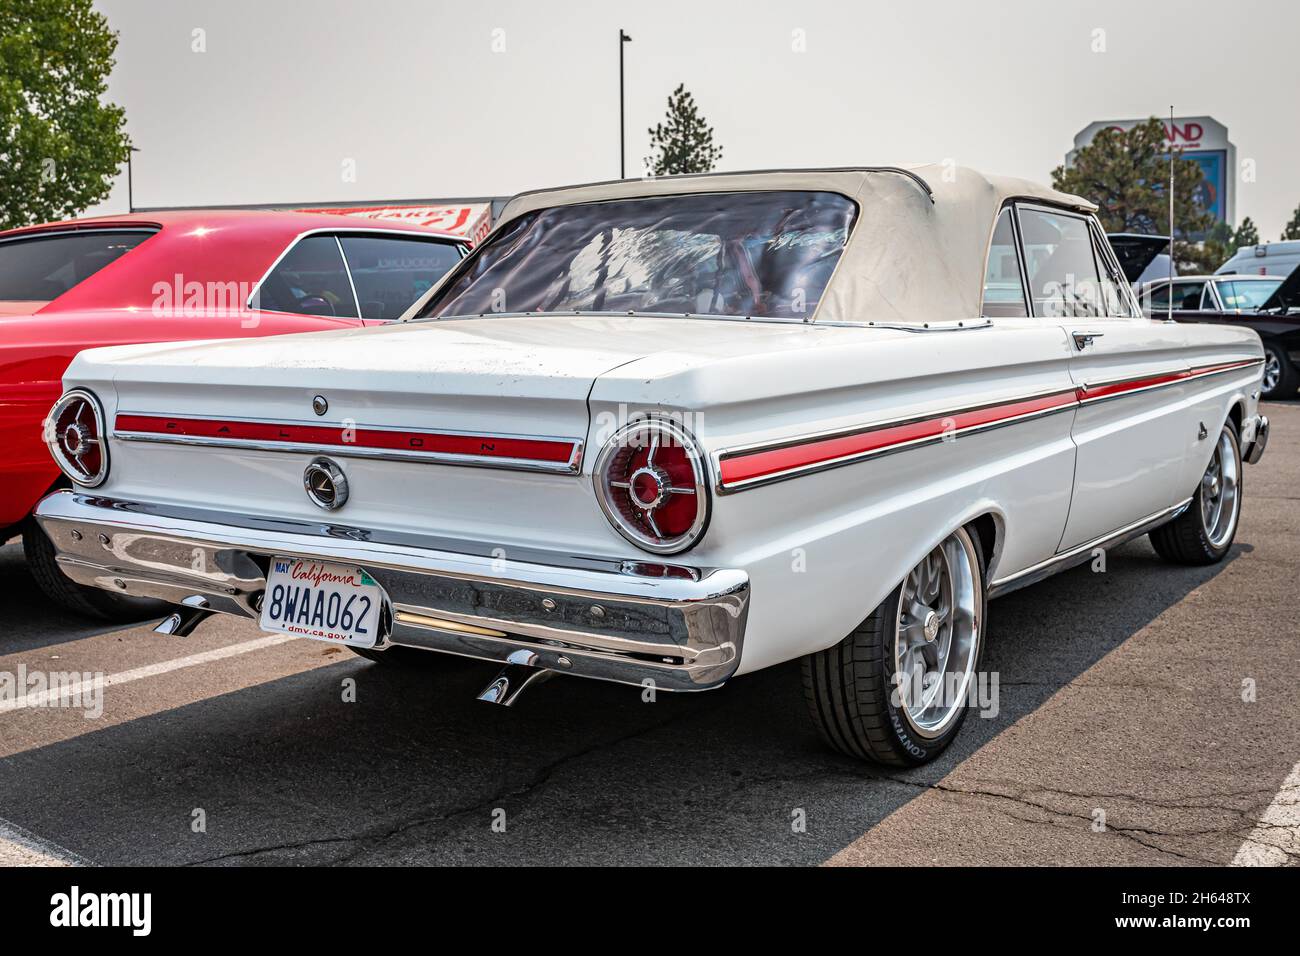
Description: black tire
xmin=1149 ymin=418 xmax=1242 ymax=566
xmin=22 ymin=519 xmax=170 ymax=622
xmin=1261 ymin=343 xmax=1299 ymax=401
xmin=802 ymin=525 xmax=988 ymax=766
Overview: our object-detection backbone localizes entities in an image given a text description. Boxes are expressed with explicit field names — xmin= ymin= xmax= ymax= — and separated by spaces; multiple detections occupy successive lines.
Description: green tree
xmin=1051 ymin=117 xmax=1214 ymax=274
xmin=0 ymin=0 xmax=131 ymax=229
xmin=645 ymin=84 xmax=722 ymax=177
xmin=1234 ymin=217 xmax=1260 ymax=249
xmin=1282 ymin=204 xmax=1300 ymax=240
xmin=1200 ymin=221 xmax=1233 ymax=273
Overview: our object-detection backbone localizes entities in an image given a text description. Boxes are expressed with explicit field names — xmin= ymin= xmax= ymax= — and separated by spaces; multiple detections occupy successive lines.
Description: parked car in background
xmin=34 ymin=167 xmax=1267 ymax=765
xmin=1217 ymin=239 xmax=1300 ymax=278
xmin=1136 ymin=270 xmax=1300 ymax=398
xmin=2 ymin=210 xmax=467 ymax=618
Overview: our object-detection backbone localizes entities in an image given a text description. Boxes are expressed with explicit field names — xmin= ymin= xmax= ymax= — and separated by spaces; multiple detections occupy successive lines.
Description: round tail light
xmin=594 ymin=419 xmax=710 ymax=554
xmin=45 ymin=389 xmax=109 ymax=487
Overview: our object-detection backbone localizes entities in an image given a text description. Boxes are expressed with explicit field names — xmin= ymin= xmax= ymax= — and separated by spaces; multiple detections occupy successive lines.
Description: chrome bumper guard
xmin=33 ymin=492 xmax=750 ymax=691
xmin=1243 ymin=415 xmax=1269 ymax=465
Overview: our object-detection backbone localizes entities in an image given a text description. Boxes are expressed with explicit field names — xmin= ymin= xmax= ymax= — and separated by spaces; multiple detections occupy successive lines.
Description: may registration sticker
xmin=260 ymin=558 xmax=383 ymax=648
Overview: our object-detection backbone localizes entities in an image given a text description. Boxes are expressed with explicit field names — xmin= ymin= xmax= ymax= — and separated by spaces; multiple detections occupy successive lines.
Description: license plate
xmin=260 ymin=558 xmax=383 ymax=648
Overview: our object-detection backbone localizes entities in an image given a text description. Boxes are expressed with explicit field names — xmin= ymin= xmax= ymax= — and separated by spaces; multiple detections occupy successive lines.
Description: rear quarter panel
xmin=590 ymin=321 xmax=1080 ymax=675
xmin=1175 ymin=320 xmax=1265 ymax=491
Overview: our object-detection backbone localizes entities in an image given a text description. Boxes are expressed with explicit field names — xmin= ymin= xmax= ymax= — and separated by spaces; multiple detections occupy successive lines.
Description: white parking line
xmin=0 ymin=815 xmax=94 ymax=867
xmin=1232 ymin=759 xmax=1300 ymax=866
xmin=0 ymin=634 xmax=298 ymax=714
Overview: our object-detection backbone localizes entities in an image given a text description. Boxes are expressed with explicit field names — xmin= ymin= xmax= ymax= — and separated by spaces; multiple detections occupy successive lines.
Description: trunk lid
xmin=83 ymin=315 xmax=815 ymax=556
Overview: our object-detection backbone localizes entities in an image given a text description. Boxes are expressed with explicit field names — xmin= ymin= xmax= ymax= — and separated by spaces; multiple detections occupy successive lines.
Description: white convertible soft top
xmin=497 ymin=165 xmax=1096 ymax=325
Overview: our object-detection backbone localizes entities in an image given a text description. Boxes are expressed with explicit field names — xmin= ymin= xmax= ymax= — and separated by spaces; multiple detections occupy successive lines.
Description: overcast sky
xmin=90 ymin=0 xmax=1299 ymax=238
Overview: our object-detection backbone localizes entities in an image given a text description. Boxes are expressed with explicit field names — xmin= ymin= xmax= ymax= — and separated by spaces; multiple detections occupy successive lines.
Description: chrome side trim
xmin=1077 ymin=374 xmax=1188 ymax=406
xmin=713 ymin=385 xmax=1079 ymax=495
xmin=1078 ymin=358 xmax=1262 ymax=406
xmin=716 ymin=402 xmax=1075 ymax=495
xmin=987 ymin=498 xmax=1193 ymax=598
xmin=713 ymin=357 xmax=1263 ymax=494
xmin=415 ymin=309 xmax=994 ymax=333
xmin=112 ymin=411 xmax=585 ymax=475
xmin=33 ymin=492 xmax=749 ymax=691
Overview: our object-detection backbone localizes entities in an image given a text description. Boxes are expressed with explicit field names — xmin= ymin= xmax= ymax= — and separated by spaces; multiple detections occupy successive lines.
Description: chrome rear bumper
xmin=33 ymin=492 xmax=749 ymax=691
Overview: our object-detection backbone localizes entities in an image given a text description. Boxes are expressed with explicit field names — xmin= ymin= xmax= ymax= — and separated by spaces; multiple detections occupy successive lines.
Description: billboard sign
xmin=299 ymin=203 xmax=492 ymax=244
xmin=1068 ymin=116 xmax=1235 ymax=234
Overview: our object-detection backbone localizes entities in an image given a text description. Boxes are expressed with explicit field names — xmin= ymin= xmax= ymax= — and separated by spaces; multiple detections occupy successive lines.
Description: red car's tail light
xmin=45 ymin=390 xmax=109 ymax=488
xmin=594 ymin=419 xmax=710 ymax=554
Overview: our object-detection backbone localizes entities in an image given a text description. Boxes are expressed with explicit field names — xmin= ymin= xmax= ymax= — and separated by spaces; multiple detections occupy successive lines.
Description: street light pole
xmin=619 ymin=30 xmax=632 ymax=179
xmin=127 ymin=146 xmax=141 ymax=213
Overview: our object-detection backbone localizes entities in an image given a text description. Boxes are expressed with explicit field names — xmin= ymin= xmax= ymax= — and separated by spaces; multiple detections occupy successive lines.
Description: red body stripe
xmin=719 ymin=390 xmax=1077 ymax=487
xmin=114 ymin=414 xmax=576 ymax=464
xmin=719 ymin=358 xmax=1260 ymax=488
xmin=1079 ymin=369 xmax=1190 ymax=400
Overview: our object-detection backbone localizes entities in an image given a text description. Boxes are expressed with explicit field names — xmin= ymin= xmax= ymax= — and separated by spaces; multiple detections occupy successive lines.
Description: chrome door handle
xmin=1072 ymin=331 xmax=1104 ymax=351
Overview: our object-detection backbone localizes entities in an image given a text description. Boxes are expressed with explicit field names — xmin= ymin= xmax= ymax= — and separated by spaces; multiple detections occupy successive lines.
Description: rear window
xmin=0 ymin=229 xmax=154 ymax=302
xmin=339 ymin=235 xmax=463 ymax=320
xmin=419 ymin=191 xmax=857 ymax=322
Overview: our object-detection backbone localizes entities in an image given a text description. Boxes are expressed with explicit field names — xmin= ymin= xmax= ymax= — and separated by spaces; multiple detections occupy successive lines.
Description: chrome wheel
xmin=1200 ymin=427 xmax=1240 ymax=548
xmin=1263 ymin=352 xmax=1282 ymax=394
xmin=893 ymin=529 xmax=982 ymax=739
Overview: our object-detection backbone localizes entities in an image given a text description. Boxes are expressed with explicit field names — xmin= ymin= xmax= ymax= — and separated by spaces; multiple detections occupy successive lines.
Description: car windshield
xmin=419 ymin=190 xmax=857 ymax=322
xmin=1217 ymin=278 xmax=1283 ymax=310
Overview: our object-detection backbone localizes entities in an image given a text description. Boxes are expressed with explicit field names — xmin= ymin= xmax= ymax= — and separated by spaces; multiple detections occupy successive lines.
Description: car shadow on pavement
xmin=0 ymin=538 xmax=1240 ymax=866
xmin=0 ymin=542 xmax=160 ymax=654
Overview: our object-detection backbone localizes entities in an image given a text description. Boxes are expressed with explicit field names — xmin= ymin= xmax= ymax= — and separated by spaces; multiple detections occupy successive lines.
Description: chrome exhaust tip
xmin=153 ymin=595 xmax=213 ymax=637
xmin=477 ymin=650 xmax=553 ymax=706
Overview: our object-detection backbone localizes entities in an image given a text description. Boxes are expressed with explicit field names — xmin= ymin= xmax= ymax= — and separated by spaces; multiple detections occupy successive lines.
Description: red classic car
xmin=1 ymin=209 xmax=467 ymax=618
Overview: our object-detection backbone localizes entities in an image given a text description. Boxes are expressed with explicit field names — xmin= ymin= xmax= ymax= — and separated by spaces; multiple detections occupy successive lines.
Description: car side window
xmin=338 ymin=235 xmax=463 ymax=321
xmin=1017 ymin=207 xmax=1103 ymax=318
xmin=1200 ymin=284 xmax=1220 ymax=310
xmin=981 ymin=209 xmax=1029 ymax=318
xmin=1089 ymin=225 xmax=1134 ymax=317
xmin=1145 ymin=282 xmax=1171 ymax=311
xmin=252 ymin=235 xmax=359 ymax=318
xmin=1173 ymin=280 xmax=1207 ymax=311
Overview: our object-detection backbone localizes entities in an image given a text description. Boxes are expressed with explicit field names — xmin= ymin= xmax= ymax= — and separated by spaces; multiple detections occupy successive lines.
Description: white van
xmin=1216 ymin=240 xmax=1300 ymax=277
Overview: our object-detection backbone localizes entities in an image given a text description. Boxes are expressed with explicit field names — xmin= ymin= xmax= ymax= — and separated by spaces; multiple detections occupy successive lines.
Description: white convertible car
xmin=34 ymin=167 xmax=1269 ymax=765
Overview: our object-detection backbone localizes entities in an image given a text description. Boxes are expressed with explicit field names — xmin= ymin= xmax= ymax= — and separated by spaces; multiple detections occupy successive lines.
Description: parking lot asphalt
xmin=1 ymin=402 xmax=1297 ymax=867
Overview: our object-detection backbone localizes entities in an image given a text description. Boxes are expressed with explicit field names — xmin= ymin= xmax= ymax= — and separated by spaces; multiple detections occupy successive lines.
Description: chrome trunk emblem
xmin=303 ymin=457 xmax=348 ymax=510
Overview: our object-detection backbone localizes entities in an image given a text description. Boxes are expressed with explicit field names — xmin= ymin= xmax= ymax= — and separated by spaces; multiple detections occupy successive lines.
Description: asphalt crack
xmin=184 ymin=705 xmax=703 ymax=866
